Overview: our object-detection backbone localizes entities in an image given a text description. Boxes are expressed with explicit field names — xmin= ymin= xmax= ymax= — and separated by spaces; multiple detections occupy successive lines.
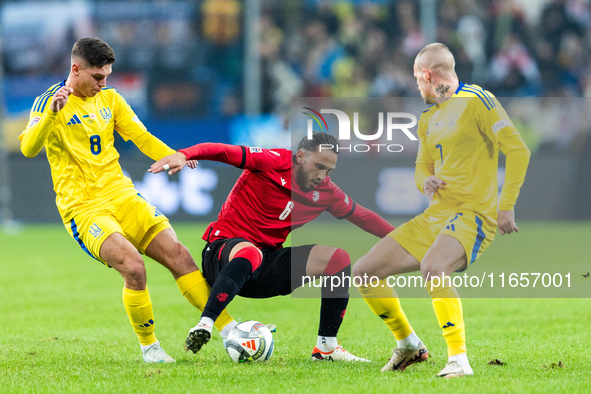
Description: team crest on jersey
xmin=312 ymin=191 xmax=320 ymax=202
xmin=28 ymin=116 xmax=41 ymax=128
xmin=249 ymin=147 xmax=263 ymax=153
xmin=132 ymin=115 xmax=140 ymax=123
xmin=89 ymin=223 xmax=103 ymax=238
xmin=448 ymin=114 xmax=458 ymax=128
xmin=100 ymin=107 xmax=112 ymax=120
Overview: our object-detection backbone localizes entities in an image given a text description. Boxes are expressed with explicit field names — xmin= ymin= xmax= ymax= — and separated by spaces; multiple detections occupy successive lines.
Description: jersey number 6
xmin=279 ymin=201 xmax=294 ymax=220
xmin=90 ymin=135 xmax=102 ymax=155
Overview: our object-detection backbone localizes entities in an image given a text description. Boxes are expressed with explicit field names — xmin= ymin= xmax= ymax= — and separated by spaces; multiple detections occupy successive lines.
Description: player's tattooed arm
xmin=435 ymin=84 xmax=450 ymax=97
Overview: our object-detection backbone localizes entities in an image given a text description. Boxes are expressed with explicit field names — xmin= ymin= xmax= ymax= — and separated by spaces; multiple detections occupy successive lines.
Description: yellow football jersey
xmin=19 ymin=81 xmax=175 ymax=221
xmin=415 ymin=82 xmax=530 ymax=218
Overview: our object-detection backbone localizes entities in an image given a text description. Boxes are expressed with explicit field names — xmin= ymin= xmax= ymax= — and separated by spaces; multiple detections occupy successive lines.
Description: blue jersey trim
xmin=455 ymin=82 xmax=465 ymax=94
xmin=422 ymin=103 xmax=435 ymax=113
xmin=460 ymin=87 xmax=491 ymax=110
xmin=34 ymin=82 xmax=65 ymax=113
xmin=470 ymin=215 xmax=486 ymax=263
xmin=465 ymin=84 xmax=495 ymax=108
xmin=34 ymin=88 xmax=56 ymax=112
xmin=33 ymin=92 xmax=50 ymax=112
xmin=71 ymin=219 xmax=99 ymax=261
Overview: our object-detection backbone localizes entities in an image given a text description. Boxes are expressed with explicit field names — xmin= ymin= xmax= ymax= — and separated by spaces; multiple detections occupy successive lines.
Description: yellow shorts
xmin=391 ymin=207 xmax=496 ymax=268
xmin=63 ymin=192 xmax=171 ymax=266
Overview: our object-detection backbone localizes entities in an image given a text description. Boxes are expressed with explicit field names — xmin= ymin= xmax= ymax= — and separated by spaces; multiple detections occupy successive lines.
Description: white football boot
xmin=142 ymin=341 xmax=175 ymax=363
xmin=380 ymin=341 xmax=429 ymax=372
xmin=185 ymin=321 xmax=213 ymax=354
xmin=436 ymin=360 xmax=474 ymax=378
xmin=311 ymin=345 xmax=370 ymax=362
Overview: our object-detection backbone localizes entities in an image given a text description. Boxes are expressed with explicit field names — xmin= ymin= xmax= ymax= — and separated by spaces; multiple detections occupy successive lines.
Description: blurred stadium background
xmin=1 ymin=0 xmax=591 ymax=227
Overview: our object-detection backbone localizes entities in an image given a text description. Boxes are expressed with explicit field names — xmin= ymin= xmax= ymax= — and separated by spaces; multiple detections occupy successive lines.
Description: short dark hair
xmin=297 ymin=132 xmax=339 ymax=154
xmin=71 ymin=38 xmax=115 ymax=68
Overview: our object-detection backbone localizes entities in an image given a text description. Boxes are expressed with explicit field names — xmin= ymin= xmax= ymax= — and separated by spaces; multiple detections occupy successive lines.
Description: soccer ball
xmin=225 ymin=321 xmax=274 ymax=363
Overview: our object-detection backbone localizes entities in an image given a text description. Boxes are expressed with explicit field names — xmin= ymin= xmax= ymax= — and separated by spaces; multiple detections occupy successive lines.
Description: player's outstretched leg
xmin=359 ymin=280 xmax=429 ymax=371
xmin=123 ymin=287 xmax=175 ymax=363
xmin=145 ymin=228 xmax=237 ymax=338
xmin=353 ymin=236 xmax=427 ymax=371
xmin=308 ymin=248 xmax=369 ymax=362
xmin=176 ymin=270 xmax=236 ymax=334
xmin=186 ymin=245 xmax=262 ymax=354
xmin=101 ymin=232 xmax=176 ymax=363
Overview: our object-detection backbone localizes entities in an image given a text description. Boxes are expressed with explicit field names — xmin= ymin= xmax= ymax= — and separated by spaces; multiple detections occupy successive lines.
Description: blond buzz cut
xmin=415 ymin=43 xmax=456 ymax=76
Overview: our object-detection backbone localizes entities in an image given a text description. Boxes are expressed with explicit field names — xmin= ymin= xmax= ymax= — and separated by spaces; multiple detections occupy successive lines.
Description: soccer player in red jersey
xmin=149 ymin=132 xmax=394 ymax=361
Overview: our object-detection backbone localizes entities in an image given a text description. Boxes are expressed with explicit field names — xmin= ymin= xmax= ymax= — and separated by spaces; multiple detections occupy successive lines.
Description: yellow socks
xmin=359 ymin=279 xmax=413 ymax=340
xmin=122 ymin=287 xmax=157 ymax=346
xmin=426 ymin=280 xmax=466 ymax=356
xmin=359 ymin=276 xmax=466 ymax=356
xmin=176 ymin=270 xmax=234 ymax=333
xmin=122 ymin=270 xmax=235 ymax=348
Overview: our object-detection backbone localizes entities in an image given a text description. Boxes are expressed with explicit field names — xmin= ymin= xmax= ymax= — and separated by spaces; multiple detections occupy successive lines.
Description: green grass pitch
xmin=1 ymin=222 xmax=590 ymax=393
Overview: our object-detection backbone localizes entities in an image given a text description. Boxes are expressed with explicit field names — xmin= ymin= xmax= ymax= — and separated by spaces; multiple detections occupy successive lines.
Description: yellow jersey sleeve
xmin=19 ymin=83 xmax=63 ymax=157
xmin=112 ymin=91 xmax=176 ymax=161
xmin=476 ymin=97 xmax=531 ymax=210
xmin=414 ymin=107 xmax=435 ymax=194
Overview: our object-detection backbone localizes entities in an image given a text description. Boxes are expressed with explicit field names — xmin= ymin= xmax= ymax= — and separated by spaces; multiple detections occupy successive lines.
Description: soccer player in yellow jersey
xmin=19 ymin=38 xmax=239 ymax=363
xmin=353 ymin=43 xmax=531 ymax=377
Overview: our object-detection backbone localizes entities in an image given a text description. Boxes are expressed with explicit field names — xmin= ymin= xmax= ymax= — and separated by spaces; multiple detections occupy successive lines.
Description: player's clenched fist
xmin=50 ymin=86 xmax=74 ymax=112
xmin=423 ymin=175 xmax=447 ymax=201
xmin=149 ymin=152 xmax=197 ymax=175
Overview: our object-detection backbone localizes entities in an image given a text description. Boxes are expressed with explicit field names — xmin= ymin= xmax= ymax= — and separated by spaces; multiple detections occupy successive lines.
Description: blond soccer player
xmin=352 ymin=43 xmax=530 ymax=377
xmin=19 ymin=38 xmax=238 ymax=363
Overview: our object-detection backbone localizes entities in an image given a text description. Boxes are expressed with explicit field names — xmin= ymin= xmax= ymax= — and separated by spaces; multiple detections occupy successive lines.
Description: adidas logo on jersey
xmin=67 ymin=115 xmax=82 ymax=125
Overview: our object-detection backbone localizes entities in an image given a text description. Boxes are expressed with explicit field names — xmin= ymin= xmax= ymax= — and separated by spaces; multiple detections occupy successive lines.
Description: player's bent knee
xmin=117 ymin=258 xmax=147 ymax=287
xmin=420 ymin=260 xmax=444 ymax=280
xmin=324 ymin=248 xmax=351 ymax=276
xmin=233 ymin=246 xmax=262 ymax=273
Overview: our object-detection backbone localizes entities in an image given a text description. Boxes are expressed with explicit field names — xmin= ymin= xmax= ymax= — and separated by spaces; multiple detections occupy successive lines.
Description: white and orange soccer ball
xmin=225 ymin=321 xmax=274 ymax=363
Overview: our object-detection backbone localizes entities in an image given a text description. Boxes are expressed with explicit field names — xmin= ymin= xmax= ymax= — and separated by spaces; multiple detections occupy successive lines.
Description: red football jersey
xmin=201 ymin=147 xmax=356 ymax=249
